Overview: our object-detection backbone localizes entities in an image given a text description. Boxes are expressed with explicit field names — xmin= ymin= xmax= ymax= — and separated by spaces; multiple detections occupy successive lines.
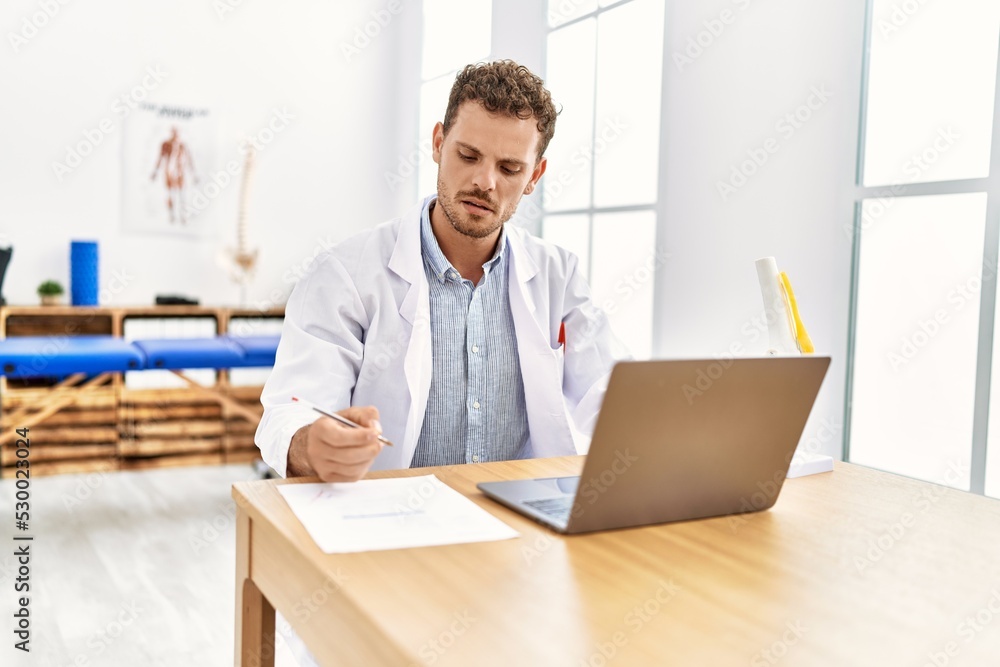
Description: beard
xmin=436 ymin=174 xmax=517 ymax=240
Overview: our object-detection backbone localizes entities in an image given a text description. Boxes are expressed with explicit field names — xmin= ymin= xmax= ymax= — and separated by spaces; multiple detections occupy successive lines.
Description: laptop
xmin=477 ymin=356 xmax=831 ymax=534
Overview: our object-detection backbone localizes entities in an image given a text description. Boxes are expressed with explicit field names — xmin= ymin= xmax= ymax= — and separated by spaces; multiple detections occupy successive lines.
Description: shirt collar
xmin=420 ymin=196 xmax=507 ymax=284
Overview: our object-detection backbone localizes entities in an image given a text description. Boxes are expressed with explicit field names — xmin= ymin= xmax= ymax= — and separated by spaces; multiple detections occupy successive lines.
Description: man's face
xmin=432 ymin=101 xmax=547 ymax=239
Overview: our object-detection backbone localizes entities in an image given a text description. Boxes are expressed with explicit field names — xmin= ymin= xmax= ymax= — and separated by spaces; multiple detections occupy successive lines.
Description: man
xmin=255 ymin=60 xmax=618 ymax=484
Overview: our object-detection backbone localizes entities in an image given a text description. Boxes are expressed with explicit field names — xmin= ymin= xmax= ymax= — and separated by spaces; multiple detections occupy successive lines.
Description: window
xmin=847 ymin=0 xmax=1000 ymax=496
xmin=541 ymin=0 xmax=664 ymax=358
xmin=850 ymin=193 xmax=986 ymax=489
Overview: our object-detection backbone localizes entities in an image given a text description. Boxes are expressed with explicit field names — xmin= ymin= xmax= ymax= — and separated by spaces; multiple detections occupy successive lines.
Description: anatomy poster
xmin=122 ymin=103 xmax=217 ymax=236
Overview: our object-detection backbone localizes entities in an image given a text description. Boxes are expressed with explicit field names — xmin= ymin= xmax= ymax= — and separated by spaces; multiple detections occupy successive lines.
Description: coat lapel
xmin=386 ymin=198 xmax=433 ymax=461
xmin=506 ymin=230 xmax=576 ymax=458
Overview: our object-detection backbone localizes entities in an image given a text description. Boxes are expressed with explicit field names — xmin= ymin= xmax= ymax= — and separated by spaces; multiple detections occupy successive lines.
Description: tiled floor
xmin=0 ymin=464 xmax=301 ymax=666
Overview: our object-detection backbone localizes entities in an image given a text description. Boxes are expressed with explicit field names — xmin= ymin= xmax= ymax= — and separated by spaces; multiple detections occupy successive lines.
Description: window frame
xmin=540 ymin=0 xmax=668 ymax=359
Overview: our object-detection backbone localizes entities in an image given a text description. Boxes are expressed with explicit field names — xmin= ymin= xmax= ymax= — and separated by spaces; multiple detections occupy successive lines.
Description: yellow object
xmin=779 ymin=272 xmax=815 ymax=354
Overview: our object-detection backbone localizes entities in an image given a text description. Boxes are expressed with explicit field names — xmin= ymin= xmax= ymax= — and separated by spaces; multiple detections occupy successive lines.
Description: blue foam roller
xmin=70 ymin=240 xmax=99 ymax=306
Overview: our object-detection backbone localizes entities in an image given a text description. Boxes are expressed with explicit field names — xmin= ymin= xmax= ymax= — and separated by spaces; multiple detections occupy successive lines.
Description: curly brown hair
xmin=442 ymin=60 xmax=558 ymax=162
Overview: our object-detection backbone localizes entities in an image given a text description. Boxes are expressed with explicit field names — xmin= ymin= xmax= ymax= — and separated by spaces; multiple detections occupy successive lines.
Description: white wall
xmin=655 ymin=0 xmax=867 ymax=458
xmin=0 ymin=0 xmax=415 ymax=308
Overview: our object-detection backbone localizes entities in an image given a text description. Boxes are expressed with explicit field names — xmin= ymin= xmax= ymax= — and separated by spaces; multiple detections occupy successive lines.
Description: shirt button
xmin=449 ymin=271 xmax=458 ymax=280
xmin=473 ymin=400 xmax=481 ymax=409
xmin=472 ymin=345 xmax=479 ymax=353
xmin=472 ymin=454 xmax=480 ymax=462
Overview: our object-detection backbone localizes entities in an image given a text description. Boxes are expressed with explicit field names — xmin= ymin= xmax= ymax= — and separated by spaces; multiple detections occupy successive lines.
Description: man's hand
xmin=286 ymin=406 xmax=383 ymax=482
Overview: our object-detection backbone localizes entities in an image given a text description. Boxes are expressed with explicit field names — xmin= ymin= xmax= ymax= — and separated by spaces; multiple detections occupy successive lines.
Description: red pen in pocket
xmin=558 ymin=322 xmax=566 ymax=350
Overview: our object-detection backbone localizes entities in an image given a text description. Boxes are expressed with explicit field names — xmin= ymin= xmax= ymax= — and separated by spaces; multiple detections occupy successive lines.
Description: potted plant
xmin=37 ymin=280 xmax=65 ymax=306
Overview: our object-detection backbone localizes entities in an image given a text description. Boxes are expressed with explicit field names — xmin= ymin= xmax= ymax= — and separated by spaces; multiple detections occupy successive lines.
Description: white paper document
xmin=278 ymin=475 xmax=520 ymax=553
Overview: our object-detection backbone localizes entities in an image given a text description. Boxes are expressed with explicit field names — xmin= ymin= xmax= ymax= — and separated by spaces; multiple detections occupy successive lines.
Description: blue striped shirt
xmin=411 ymin=197 xmax=529 ymax=467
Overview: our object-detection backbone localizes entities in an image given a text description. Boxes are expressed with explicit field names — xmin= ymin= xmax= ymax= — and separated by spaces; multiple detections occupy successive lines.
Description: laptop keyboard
xmin=524 ymin=496 xmax=574 ymax=521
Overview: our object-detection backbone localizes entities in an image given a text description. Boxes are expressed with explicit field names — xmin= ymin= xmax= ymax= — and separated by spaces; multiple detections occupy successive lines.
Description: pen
xmin=291 ymin=396 xmax=394 ymax=447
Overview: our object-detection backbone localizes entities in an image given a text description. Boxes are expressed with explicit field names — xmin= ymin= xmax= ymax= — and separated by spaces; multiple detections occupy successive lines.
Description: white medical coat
xmin=255 ymin=198 xmax=618 ymax=477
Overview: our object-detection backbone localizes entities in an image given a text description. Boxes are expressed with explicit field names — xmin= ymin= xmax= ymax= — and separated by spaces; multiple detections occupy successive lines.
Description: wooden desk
xmin=233 ymin=458 xmax=1000 ymax=666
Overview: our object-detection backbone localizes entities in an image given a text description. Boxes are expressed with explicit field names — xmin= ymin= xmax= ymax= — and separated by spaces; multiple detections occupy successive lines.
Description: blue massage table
xmin=0 ymin=334 xmax=280 ymax=444
xmin=0 ymin=334 xmax=280 ymax=378
xmin=226 ymin=335 xmax=279 ymax=368
xmin=0 ymin=335 xmax=145 ymax=378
